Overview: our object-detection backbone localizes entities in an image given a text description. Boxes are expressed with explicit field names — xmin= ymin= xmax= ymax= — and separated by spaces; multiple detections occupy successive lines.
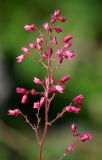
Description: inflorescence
xmin=8 ymin=9 xmax=93 ymax=160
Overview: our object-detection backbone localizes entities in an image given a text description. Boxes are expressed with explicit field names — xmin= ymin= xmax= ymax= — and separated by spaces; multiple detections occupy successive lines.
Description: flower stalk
xmin=8 ymin=9 xmax=93 ymax=160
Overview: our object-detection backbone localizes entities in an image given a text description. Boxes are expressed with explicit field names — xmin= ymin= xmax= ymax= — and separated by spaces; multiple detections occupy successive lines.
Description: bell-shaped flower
xmin=8 ymin=109 xmax=20 ymax=116
xmin=24 ymin=24 xmax=36 ymax=31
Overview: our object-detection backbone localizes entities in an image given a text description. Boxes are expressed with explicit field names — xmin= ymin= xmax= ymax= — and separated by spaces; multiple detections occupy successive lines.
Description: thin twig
xmin=36 ymin=109 xmax=41 ymax=130
xmin=48 ymin=110 xmax=65 ymax=126
xmin=20 ymin=112 xmax=40 ymax=143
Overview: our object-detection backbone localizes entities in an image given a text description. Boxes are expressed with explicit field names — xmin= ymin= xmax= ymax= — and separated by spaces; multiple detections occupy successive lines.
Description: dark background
xmin=0 ymin=0 xmax=102 ymax=159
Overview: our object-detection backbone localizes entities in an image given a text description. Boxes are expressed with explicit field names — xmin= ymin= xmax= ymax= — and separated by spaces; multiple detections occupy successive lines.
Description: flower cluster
xmin=8 ymin=9 xmax=93 ymax=160
xmin=16 ymin=9 xmax=75 ymax=65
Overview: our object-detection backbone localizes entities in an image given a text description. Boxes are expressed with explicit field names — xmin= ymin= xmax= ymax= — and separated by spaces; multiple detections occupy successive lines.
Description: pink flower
xmin=43 ymin=48 xmax=53 ymax=58
xmin=54 ymin=26 xmax=62 ymax=33
xmin=40 ymin=97 xmax=45 ymax=107
xmin=21 ymin=94 xmax=28 ymax=104
xmin=16 ymin=55 xmax=25 ymax=63
xmin=65 ymin=106 xmax=80 ymax=114
xmin=48 ymin=48 xmax=53 ymax=56
xmin=55 ymin=85 xmax=64 ymax=93
xmin=50 ymin=85 xmax=65 ymax=94
xmin=33 ymin=77 xmax=42 ymax=84
xmin=56 ymin=49 xmax=63 ymax=64
xmin=51 ymin=15 xmax=57 ymax=23
xmin=51 ymin=36 xmax=57 ymax=46
xmin=29 ymin=41 xmax=36 ymax=49
xmin=24 ymin=24 xmax=36 ymax=31
xmin=65 ymin=143 xmax=75 ymax=155
xmin=73 ymin=94 xmax=84 ymax=105
xmin=59 ymin=75 xmax=70 ymax=83
xmin=43 ymin=23 xmax=50 ymax=31
xmin=71 ymin=123 xmax=77 ymax=134
xmin=63 ymin=34 xmax=73 ymax=43
xmin=58 ymin=16 xmax=66 ymax=22
xmin=58 ymin=54 xmax=63 ymax=64
xmin=42 ymin=53 xmax=49 ymax=59
xmin=79 ymin=133 xmax=93 ymax=142
xmin=8 ymin=109 xmax=20 ymax=116
xmin=33 ymin=102 xmax=40 ymax=109
xmin=63 ymin=42 xmax=72 ymax=50
xmin=33 ymin=97 xmax=45 ymax=109
xmin=36 ymin=37 xmax=43 ymax=46
xmin=64 ymin=51 xmax=76 ymax=59
xmin=56 ymin=48 xmax=63 ymax=55
xmin=53 ymin=9 xmax=60 ymax=17
xmin=16 ymin=87 xmax=26 ymax=94
xmin=21 ymin=46 xmax=30 ymax=54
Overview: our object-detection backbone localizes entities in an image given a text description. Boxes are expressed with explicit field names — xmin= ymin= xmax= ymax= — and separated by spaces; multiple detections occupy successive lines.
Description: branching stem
xmin=20 ymin=112 xmax=40 ymax=144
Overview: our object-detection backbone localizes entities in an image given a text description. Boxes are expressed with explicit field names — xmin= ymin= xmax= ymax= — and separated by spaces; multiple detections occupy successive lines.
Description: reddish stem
xmin=38 ymin=101 xmax=49 ymax=160
xmin=38 ymin=51 xmax=51 ymax=160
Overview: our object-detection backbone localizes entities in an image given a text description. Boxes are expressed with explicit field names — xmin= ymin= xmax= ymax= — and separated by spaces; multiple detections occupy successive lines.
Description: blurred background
xmin=0 ymin=0 xmax=102 ymax=159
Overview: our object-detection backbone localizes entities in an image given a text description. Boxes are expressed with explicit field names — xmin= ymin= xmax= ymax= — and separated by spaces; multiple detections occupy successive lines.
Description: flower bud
xmin=53 ymin=9 xmax=60 ymax=17
xmin=36 ymin=37 xmax=43 ymax=46
xmin=21 ymin=46 xmax=30 ymax=54
xmin=51 ymin=15 xmax=57 ymax=23
xmin=58 ymin=16 xmax=66 ymax=22
xmin=29 ymin=41 xmax=36 ymax=49
xmin=43 ymin=22 xmax=50 ymax=31
xmin=16 ymin=87 xmax=26 ymax=94
xmin=65 ymin=143 xmax=75 ymax=155
xmin=63 ymin=42 xmax=72 ymax=50
xmin=40 ymin=97 xmax=45 ymax=107
xmin=21 ymin=94 xmax=28 ymax=104
xmin=8 ymin=109 xmax=20 ymax=116
xmin=63 ymin=34 xmax=73 ymax=43
xmin=73 ymin=94 xmax=84 ymax=105
xmin=42 ymin=53 xmax=49 ymax=59
xmin=71 ymin=123 xmax=77 ymax=134
xmin=16 ymin=55 xmax=25 ymax=63
xmin=33 ymin=102 xmax=40 ymax=109
xmin=33 ymin=77 xmax=42 ymax=84
xmin=24 ymin=24 xmax=36 ymax=31
xmin=59 ymin=75 xmax=70 ymax=83
xmin=54 ymin=26 xmax=62 ymax=33
xmin=57 ymin=49 xmax=63 ymax=64
xmin=51 ymin=36 xmax=57 ymax=46
xmin=79 ymin=133 xmax=93 ymax=142
xmin=65 ymin=106 xmax=80 ymax=114
xmin=64 ymin=51 xmax=76 ymax=59
xmin=55 ymin=85 xmax=64 ymax=93
xmin=47 ymin=48 xmax=53 ymax=57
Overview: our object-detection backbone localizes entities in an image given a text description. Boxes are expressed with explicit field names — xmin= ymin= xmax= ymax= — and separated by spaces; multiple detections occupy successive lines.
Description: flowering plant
xmin=8 ymin=9 xmax=93 ymax=160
